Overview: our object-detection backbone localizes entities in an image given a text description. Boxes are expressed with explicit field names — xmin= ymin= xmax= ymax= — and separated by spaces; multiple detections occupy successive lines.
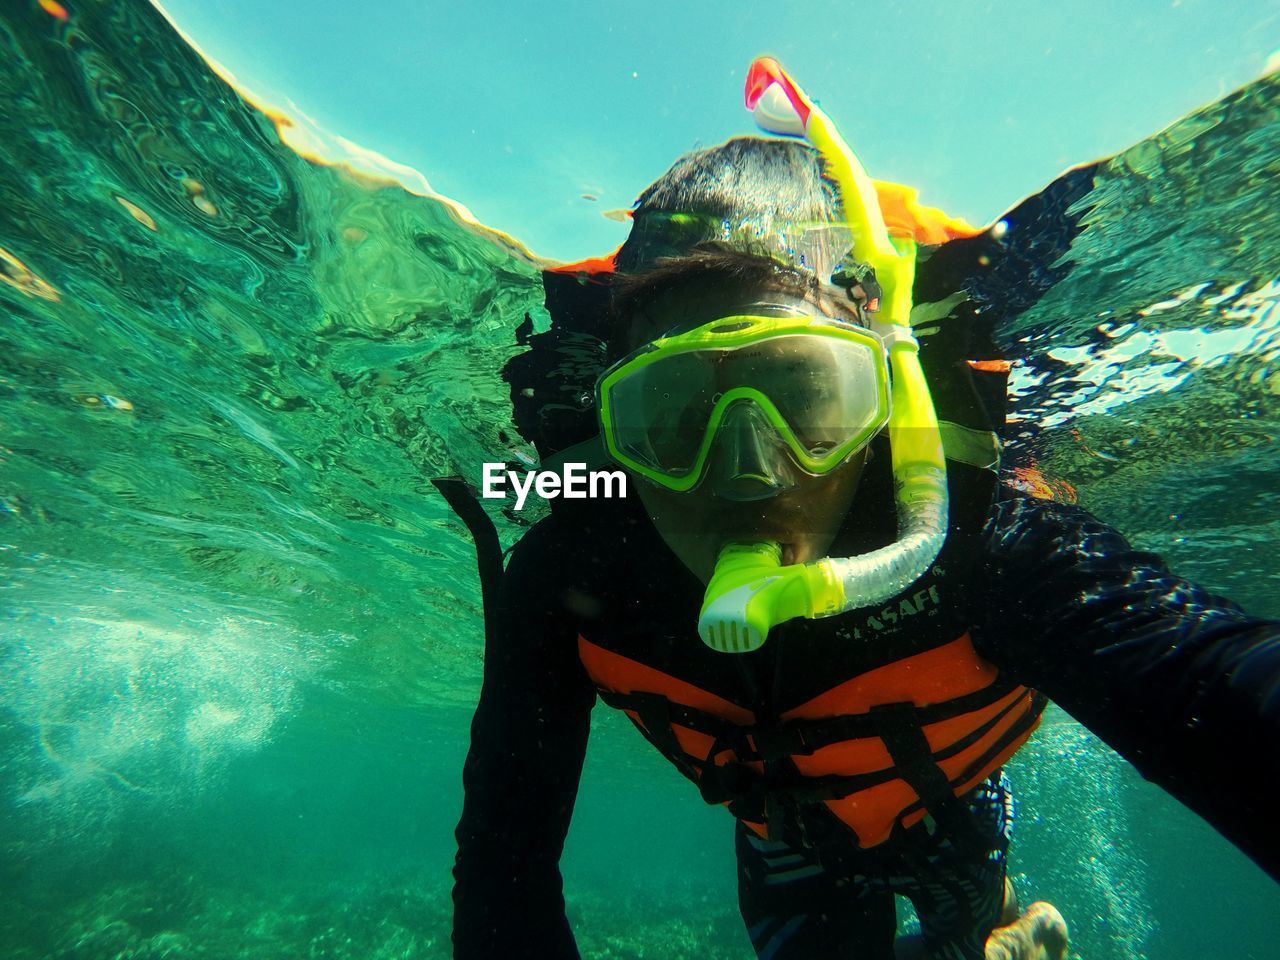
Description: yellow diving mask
xmin=596 ymin=304 xmax=891 ymax=498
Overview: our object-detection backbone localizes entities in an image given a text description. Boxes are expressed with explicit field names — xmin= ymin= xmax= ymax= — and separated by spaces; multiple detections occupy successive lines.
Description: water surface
xmin=2 ymin=2 xmax=1278 ymax=957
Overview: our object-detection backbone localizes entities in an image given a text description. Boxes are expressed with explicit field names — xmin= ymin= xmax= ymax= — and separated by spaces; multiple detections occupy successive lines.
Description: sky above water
xmin=155 ymin=0 xmax=1279 ymax=261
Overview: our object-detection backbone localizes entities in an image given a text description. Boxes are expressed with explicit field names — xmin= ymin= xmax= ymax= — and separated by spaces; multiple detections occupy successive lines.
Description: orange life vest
xmin=578 ymin=630 xmax=1043 ymax=849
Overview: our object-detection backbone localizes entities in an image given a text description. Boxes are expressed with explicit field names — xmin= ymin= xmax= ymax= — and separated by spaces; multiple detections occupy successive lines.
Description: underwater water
xmin=1 ymin=1 xmax=1279 ymax=958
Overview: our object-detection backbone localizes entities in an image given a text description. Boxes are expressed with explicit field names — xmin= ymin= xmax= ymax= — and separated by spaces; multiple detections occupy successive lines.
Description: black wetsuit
xmin=452 ymin=487 xmax=1280 ymax=959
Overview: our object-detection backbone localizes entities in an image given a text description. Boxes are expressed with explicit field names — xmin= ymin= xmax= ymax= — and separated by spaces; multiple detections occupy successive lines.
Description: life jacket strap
xmin=595 ymin=688 xmax=736 ymax=756
xmin=604 ymin=689 xmax=708 ymax=781
xmin=750 ymin=675 xmax=1023 ymax=762
xmin=602 ymin=684 xmax=1042 ymax=849
xmin=781 ymin=687 xmax=1034 ymax=804
xmin=597 ymin=675 xmax=1023 ymax=764
xmin=898 ymin=690 xmax=1047 ymax=823
xmin=869 ymin=701 xmax=990 ymax=852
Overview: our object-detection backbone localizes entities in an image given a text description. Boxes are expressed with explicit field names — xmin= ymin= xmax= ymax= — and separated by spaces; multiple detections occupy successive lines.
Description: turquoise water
xmin=2 ymin=2 xmax=1279 ymax=958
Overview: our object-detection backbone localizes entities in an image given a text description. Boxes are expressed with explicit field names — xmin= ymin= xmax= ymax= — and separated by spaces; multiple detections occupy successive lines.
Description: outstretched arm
xmin=970 ymin=494 xmax=1280 ymax=881
xmin=452 ymin=519 xmax=597 ymax=959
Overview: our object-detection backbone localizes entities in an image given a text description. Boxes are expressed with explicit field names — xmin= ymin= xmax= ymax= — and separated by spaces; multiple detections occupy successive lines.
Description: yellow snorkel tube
xmin=697 ymin=58 xmax=950 ymax=654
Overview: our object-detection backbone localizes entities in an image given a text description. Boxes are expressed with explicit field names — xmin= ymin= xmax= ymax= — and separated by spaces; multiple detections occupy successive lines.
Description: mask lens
xmin=606 ymin=351 xmax=716 ymax=476
xmin=600 ymin=316 xmax=889 ymax=485
xmin=736 ymin=334 xmax=886 ymax=460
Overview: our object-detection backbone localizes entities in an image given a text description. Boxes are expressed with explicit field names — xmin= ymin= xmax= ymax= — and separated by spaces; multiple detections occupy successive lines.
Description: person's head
xmin=604 ymin=138 xmax=882 ymax=582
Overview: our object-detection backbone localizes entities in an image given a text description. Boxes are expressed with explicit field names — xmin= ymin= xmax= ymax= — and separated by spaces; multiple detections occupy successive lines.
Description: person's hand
xmin=984 ymin=901 xmax=1069 ymax=960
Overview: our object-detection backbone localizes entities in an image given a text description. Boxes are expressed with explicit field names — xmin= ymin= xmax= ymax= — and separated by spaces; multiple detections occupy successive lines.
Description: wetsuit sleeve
xmin=970 ymin=495 xmax=1280 ymax=881
xmin=452 ymin=518 xmax=597 ymax=959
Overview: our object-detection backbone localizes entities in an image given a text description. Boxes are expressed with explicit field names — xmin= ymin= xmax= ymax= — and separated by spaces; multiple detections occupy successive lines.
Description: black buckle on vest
xmin=697 ymin=760 xmax=764 ymax=811
xmin=749 ymin=723 xmax=814 ymax=763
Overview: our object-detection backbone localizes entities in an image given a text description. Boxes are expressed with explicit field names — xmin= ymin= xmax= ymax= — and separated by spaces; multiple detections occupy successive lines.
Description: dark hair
xmin=616 ymin=137 xmax=838 ymax=272
xmin=607 ymin=137 xmax=846 ymax=356
xmin=606 ymin=246 xmax=825 ymax=360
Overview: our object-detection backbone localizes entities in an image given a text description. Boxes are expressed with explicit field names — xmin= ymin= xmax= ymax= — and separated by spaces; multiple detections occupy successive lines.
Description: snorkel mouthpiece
xmin=698 ymin=542 xmax=842 ymax=653
xmin=700 ymin=58 xmax=950 ymax=653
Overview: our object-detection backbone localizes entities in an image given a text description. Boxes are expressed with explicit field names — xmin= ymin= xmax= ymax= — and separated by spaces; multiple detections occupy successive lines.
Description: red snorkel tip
xmin=744 ymin=57 xmax=811 ymax=131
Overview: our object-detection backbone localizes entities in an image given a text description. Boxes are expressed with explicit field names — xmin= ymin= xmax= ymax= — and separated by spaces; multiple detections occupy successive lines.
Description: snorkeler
xmin=450 ymin=59 xmax=1280 ymax=959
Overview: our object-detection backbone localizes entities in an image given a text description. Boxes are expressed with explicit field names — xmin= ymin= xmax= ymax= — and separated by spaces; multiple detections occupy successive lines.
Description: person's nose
xmin=707 ymin=402 xmax=797 ymax=502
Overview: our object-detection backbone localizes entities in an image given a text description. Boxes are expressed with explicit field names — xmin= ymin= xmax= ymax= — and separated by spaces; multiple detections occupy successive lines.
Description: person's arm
xmin=452 ymin=518 xmax=597 ymax=959
xmin=970 ymin=494 xmax=1280 ymax=880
